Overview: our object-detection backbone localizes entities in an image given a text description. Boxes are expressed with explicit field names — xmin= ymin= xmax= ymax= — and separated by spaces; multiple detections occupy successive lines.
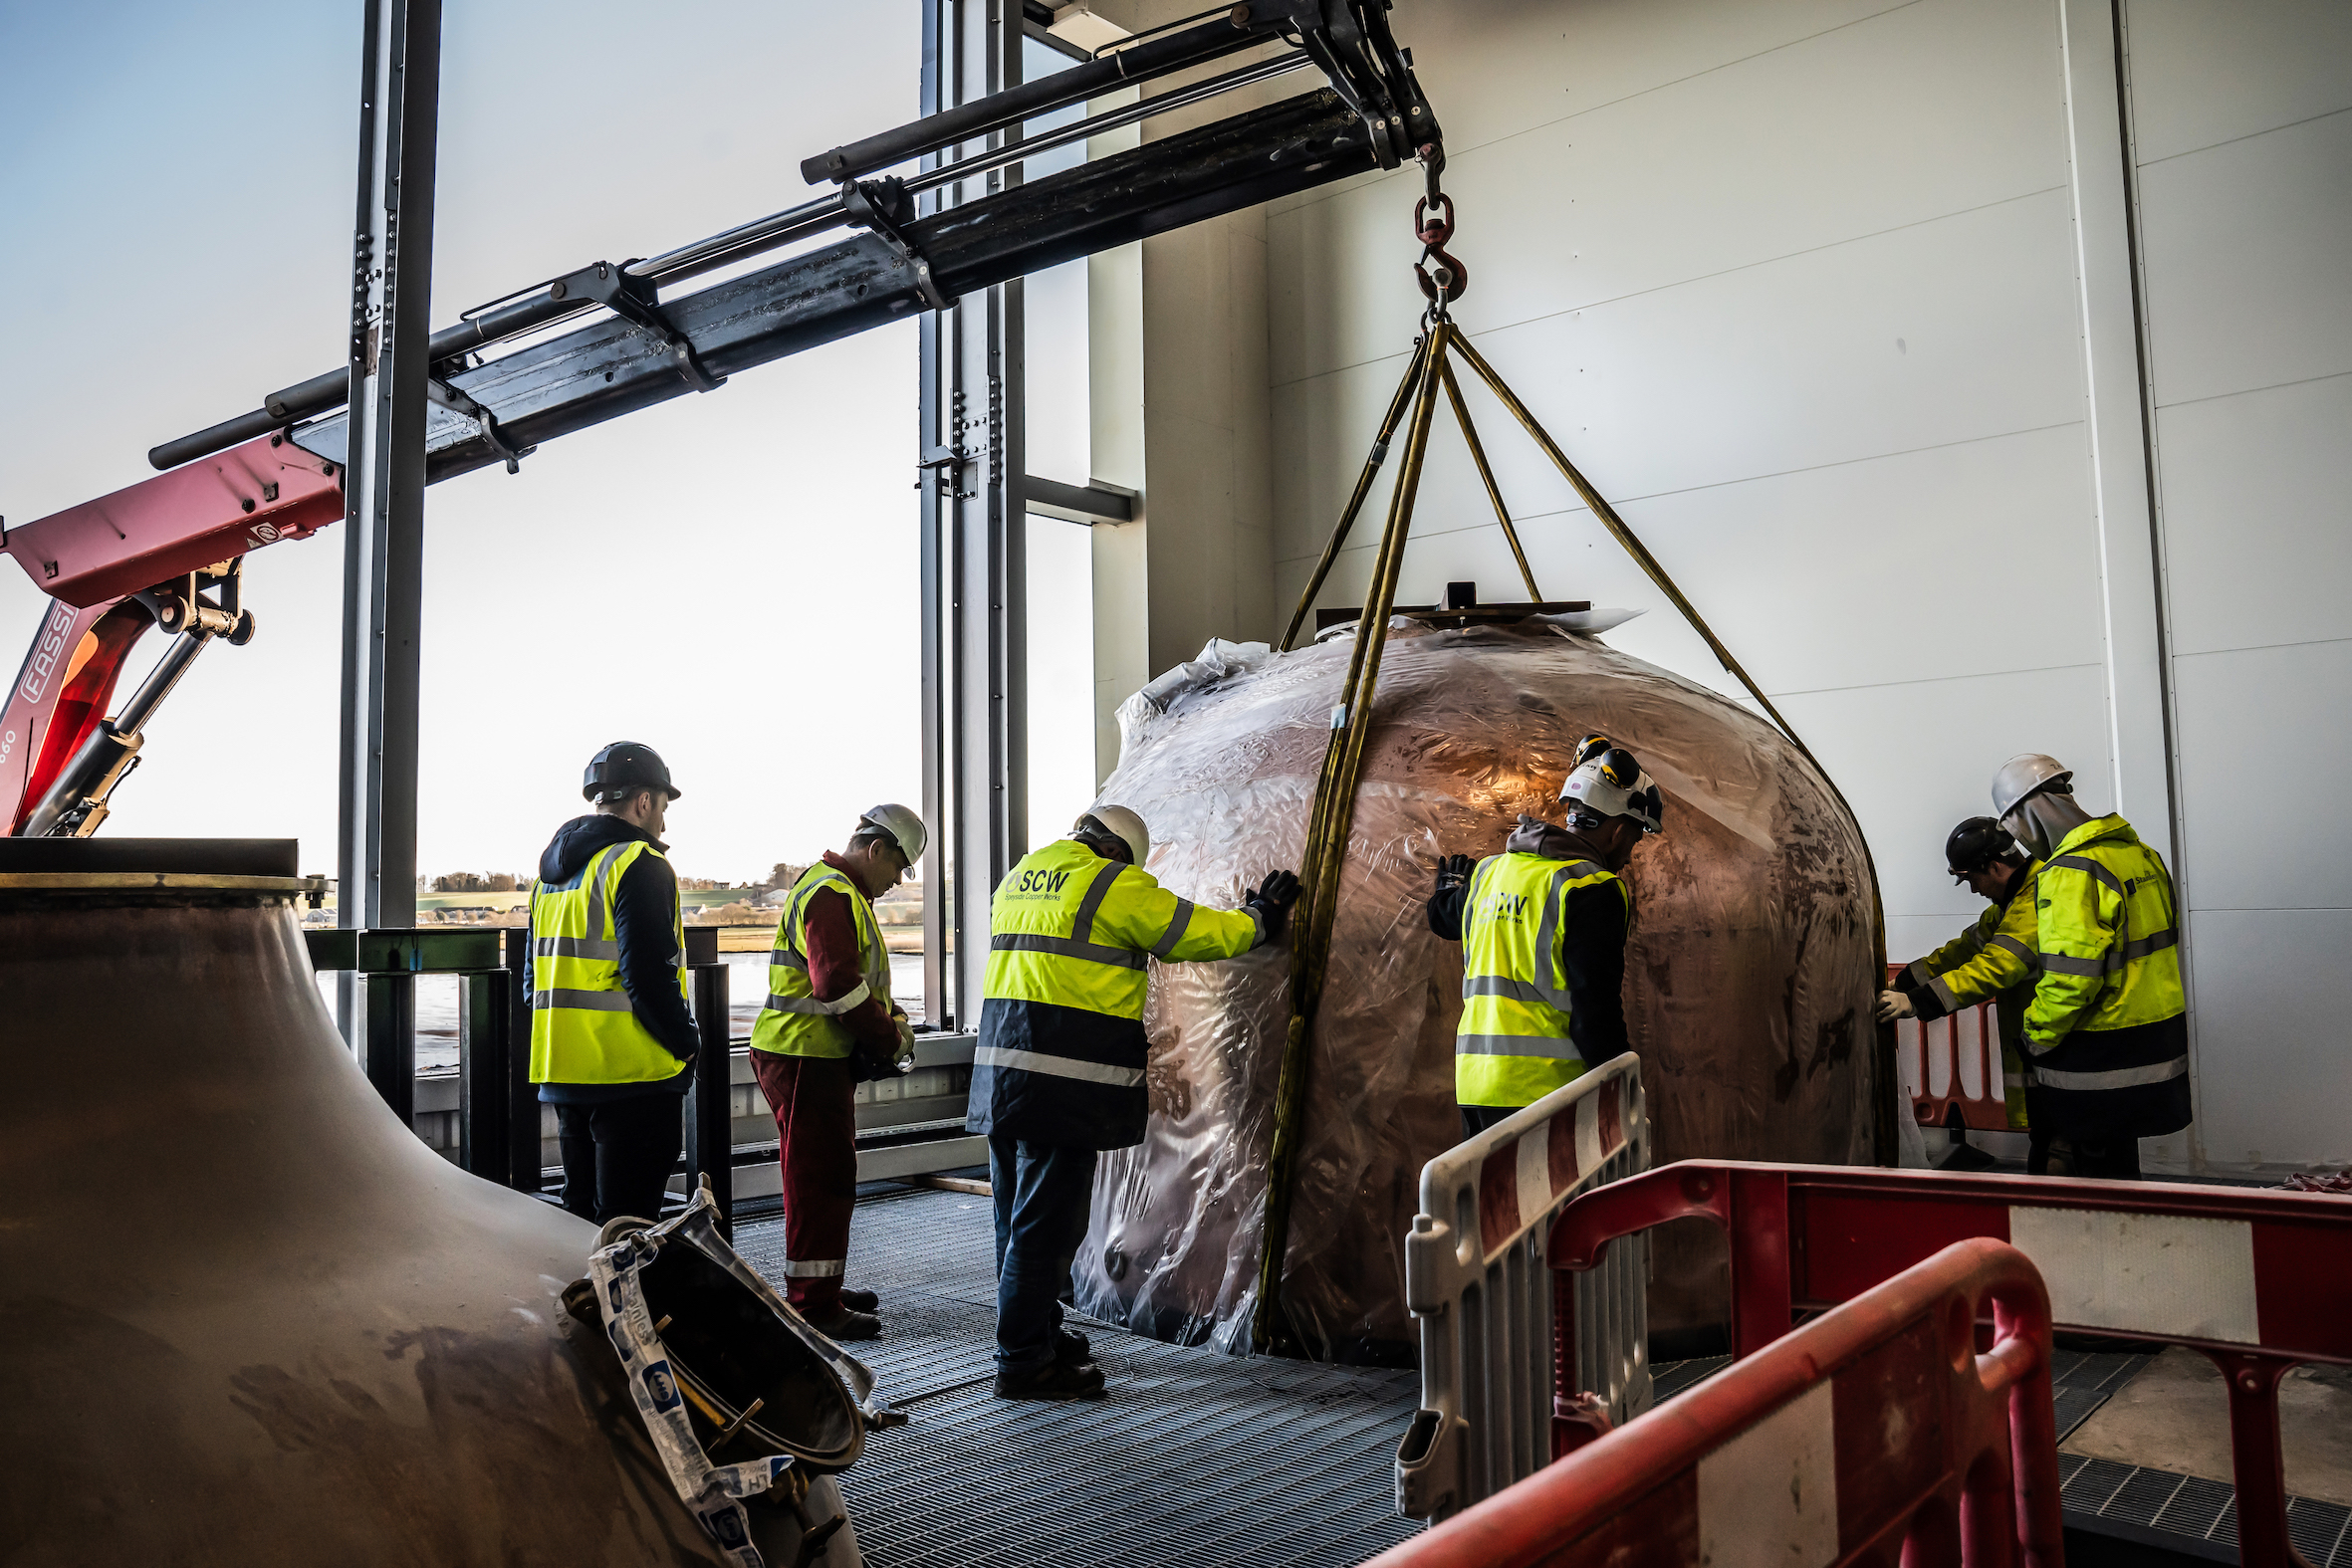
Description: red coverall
xmin=750 ymin=850 xmax=901 ymax=1317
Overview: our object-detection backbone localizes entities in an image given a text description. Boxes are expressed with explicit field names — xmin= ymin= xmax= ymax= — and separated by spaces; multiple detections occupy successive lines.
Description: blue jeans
xmin=988 ymin=1134 xmax=1098 ymax=1372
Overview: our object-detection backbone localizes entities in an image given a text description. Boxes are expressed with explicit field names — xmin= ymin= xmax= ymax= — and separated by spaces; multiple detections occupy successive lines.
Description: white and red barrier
xmin=1549 ymin=1162 xmax=2352 ymax=1568
xmin=1394 ymin=1054 xmax=1648 ymax=1521
xmin=1890 ymin=964 xmax=2008 ymax=1133
xmin=1369 ymin=1236 xmax=2066 ymax=1568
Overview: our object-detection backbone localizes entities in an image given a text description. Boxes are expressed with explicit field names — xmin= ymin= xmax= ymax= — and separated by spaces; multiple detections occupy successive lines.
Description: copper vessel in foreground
xmin=0 ymin=838 xmax=835 ymax=1565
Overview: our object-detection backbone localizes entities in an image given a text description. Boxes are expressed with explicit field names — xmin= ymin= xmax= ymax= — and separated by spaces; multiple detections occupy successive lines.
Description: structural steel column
xmin=337 ymin=0 xmax=441 ymax=1046
xmin=920 ymin=0 xmax=1026 ymax=1028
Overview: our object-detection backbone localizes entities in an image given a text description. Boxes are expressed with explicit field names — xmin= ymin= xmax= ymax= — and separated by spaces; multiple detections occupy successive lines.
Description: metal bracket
xmin=425 ymin=376 xmax=535 ymax=474
xmin=548 ymin=260 xmax=727 ymax=393
xmin=845 ymin=178 xmax=954 ymax=314
xmin=917 ymin=444 xmax=975 ymax=499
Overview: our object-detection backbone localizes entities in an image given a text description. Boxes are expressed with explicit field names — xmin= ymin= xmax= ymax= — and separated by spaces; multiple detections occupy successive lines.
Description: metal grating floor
xmin=2060 ymin=1453 xmax=2352 ymax=1566
xmin=735 ymin=1187 xmax=1425 ymax=1568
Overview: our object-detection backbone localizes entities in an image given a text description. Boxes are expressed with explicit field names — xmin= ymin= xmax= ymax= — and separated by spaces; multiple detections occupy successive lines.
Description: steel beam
xmin=336 ymin=0 xmax=442 ymax=1047
xmin=921 ymin=0 xmax=1030 ymax=1028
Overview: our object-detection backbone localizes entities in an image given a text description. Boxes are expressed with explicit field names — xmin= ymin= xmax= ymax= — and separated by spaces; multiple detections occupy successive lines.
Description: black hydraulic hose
xmin=799 ymin=16 xmax=1265 ymax=186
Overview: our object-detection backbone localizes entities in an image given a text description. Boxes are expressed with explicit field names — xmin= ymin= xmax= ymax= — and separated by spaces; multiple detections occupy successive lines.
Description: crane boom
xmin=2 ymin=1 xmax=1442 ymax=836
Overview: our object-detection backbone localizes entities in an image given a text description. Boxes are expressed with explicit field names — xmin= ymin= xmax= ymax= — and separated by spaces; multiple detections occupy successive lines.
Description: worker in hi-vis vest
xmin=528 ymin=743 xmax=699 ymax=1227
xmin=749 ymin=805 xmax=925 ymax=1342
xmin=1879 ymin=817 xmax=2040 ymax=1165
xmin=1989 ymin=754 xmax=2191 ymax=1179
xmin=1427 ymin=735 xmax=1662 ymax=1140
xmin=969 ymin=804 xmax=1300 ymax=1401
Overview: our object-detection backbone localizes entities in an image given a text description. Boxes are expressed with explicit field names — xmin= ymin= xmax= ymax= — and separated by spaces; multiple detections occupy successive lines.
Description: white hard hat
xmin=1558 ymin=734 xmax=1664 ymax=834
xmin=1075 ymin=804 xmax=1150 ymax=865
xmin=858 ymin=803 xmax=928 ymax=864
xmin=1990 ymin=755 xmax=2072 ymax=821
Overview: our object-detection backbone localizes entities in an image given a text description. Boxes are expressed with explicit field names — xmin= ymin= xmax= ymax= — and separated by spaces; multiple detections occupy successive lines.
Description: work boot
xmin=838 ymin=1288 xmax=879 ymax=1314
xmin=995 ymin=1357 xmax=1107 ymax=1402
xmin=1056 ymin=1327 xmax=1092 ymax=1367
xmin=806 ymin=1307 xmax=882 ymax=1343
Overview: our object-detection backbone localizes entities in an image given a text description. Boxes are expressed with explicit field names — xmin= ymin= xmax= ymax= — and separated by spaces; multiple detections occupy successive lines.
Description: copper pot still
xmin=1071 ymin=621 xmax=1885 ymax=1362
xmin=0 ymin=839 xmax=837 ymax=1565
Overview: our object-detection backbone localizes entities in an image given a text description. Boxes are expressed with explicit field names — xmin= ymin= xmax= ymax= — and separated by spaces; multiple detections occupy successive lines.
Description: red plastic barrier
xmin=1551 ymin=1162 xmax=2352 ymax=1568
xmin=1365 ymin=1237 xmax=2063 ymax=1568
xmin=1890 ymin=964 xmax=2007 ymax=1133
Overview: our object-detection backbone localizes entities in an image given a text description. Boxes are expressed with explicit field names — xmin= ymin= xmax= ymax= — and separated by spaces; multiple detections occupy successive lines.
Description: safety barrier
xmin=1394 ymin=1053 xmax=1649 ymax=1521
xmin=1369 ymin=1236 xmax=2064 ymax=1568
xmin=1890 ymin=964 xmax=2008 ymax=1133
xmin=1549 ymin=1162 xmax=2352 ymax=1568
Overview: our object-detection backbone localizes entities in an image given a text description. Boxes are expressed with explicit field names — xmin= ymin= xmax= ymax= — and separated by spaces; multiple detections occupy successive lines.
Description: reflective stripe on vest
xmin=984 ymin=844 xmax=1162 ymax=1021
xmin=1455 ymin=852 xmax=1621 ymax=1108
xmin=2028 ymin=829 xmax=2188 ymax=1044
xmin=528 ymin=839 xmax=688 ymax=1086
xmin=750 ymin=863 xmax=890 ymax=1059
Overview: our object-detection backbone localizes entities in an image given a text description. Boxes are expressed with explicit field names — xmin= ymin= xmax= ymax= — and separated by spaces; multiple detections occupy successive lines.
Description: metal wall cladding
xmin=1072 ymin=622 xmax=1881 ymax=1362
xmin=0 ymin=881 xmax=781 ymax=1565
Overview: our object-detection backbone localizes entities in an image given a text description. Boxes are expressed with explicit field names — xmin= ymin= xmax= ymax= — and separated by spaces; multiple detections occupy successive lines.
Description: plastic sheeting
xmin=1071 ymin=620 xmax=1887 ymax=1363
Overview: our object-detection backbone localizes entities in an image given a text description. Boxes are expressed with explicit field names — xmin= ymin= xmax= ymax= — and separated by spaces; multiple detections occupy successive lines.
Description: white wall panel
xmin=1422 ymin=0 xmax=2071 ymax=332
xmin=1773 ymin=663 xmax=2113 ymax=936
xmin=1276 ymin=421 xmax=2105 ymax=697
xmin=2123 ymin=0 xmax=2352 ymax=163
xmin=2172 ymin=908 xmax=2352 ymax=1170
xmin=2155 ymin=372 xmax=2352 ymax=658
xmin=1275 ymin=189 xmax=2091 ymax=518
xmin=2172 ymin=639 xmax=2352 ymax=913
xmin=2135 ymin=111 xmax=2352 ymax=408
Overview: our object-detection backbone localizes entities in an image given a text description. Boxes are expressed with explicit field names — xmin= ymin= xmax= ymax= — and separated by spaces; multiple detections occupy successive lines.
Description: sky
xmin=0 ymin=1 xmax=1102 ymax=885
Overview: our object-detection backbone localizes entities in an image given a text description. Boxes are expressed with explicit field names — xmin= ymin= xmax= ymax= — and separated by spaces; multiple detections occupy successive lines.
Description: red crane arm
xmin=1 ymin=436 xmax=343 ymax=832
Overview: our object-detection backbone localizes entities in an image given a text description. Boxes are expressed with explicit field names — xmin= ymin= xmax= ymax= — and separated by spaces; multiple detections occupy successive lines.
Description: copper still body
xmin=0 ymin=840 xmax=816 ymax=1564
xmin=1071 ymin=623 xmax=1884 ymax=1361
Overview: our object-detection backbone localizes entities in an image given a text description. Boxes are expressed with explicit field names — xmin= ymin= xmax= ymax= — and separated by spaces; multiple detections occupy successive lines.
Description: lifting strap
xmin=1250 ymin=170 xmax=1897 ymax=1354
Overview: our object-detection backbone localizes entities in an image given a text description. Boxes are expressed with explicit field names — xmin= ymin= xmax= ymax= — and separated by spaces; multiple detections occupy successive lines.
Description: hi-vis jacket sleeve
xmin=1091 ymin=865 xmax=1265 ymax=962
xmin=2023 ymin=863 xmax=2118 ymax=1051
xmin=1913 ymin=897 xmax=2035 ymax=1022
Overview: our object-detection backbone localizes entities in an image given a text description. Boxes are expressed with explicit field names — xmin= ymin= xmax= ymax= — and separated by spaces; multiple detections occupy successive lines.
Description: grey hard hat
xmin=1991 ymin=754 xmax=2071 ymax=820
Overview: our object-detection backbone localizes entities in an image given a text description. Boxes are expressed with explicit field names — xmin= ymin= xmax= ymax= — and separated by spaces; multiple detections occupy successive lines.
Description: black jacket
xmin=1426 ymin=815 xmax=1632 ymax=1067
xmin=529 ymin=814 xmax=698 ymax=1102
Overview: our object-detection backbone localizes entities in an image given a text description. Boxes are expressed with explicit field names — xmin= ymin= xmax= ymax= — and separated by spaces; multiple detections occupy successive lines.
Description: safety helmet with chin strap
xmin=856 ymin=803 xmax=928 ymax=864
xmin=1991 ymin=754 xmax=2073 ymax=820
xmin=1558 ymin=734 xmax=1665 ymax=835
xmin=1073 ymin=804 xmax=1150 ymax=865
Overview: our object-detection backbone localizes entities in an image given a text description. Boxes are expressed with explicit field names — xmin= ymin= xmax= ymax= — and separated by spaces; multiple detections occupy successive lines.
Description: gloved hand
xmin=1434 ymin=852 xmax=1473 ymax=895
xmin=1245 ymin=868 xmax=1303 ymax=943
xmin=1876 ymin=989 xmax=1916 ymax=1022
xmin=892 ymin=1012 xmax=917 ymax=1070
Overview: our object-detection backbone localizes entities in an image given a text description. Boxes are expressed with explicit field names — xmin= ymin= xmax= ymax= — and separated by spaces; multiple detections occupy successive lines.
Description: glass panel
xmin=1027 ymin=514 xmax=1098 ymax=846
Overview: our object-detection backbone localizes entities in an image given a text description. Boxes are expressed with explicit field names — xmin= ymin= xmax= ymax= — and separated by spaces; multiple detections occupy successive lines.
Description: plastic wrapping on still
xmin=1072 ymin=622 xmax=1883 ymax=1363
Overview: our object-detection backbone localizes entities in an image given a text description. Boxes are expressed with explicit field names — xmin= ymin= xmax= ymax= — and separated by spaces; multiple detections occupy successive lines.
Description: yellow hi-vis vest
xmin=1456 ymin=851 xmax=1627 ymax=1109
xmin=1906 ymin=859 xmax=2042 ymax=1130
xmin=982 ymin=838 xmax=1262 ymax=1021
xmin=750 ymin=862 xmax=891 ymax=1059
xmin=529 ymin=839 xmax=689 ymax=1085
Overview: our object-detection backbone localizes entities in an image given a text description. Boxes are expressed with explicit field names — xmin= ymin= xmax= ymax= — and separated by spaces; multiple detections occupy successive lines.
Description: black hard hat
xmin=583 ymin=742 xmax=680 ymax=803
xmin=1945 ymin=815 xmax=2018 ymax=877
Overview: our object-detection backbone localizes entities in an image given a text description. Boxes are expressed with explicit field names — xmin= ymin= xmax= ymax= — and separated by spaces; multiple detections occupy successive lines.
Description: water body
xmin=316 ymin=950 xmax=931 ymax=1072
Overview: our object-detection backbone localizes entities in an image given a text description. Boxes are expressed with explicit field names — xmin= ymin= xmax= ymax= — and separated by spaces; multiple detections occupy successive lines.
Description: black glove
xmin=1246 ymin=868 xmax=1302 ymax=942
xmin=1434 ymin=852 xmax=1473 ymax=895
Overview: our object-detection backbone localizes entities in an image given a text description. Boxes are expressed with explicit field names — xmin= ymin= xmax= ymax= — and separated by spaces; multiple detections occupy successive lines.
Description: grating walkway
xmin=734 ymin=1187 xmax=1425 ymax=1568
